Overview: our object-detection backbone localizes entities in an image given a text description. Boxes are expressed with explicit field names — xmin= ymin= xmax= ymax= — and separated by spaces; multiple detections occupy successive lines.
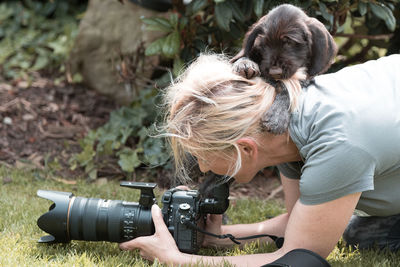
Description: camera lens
xmin=37 ymin=190 xmax=154 ymax=243
xmin=68 ymin=197 xmax=154 ymax=242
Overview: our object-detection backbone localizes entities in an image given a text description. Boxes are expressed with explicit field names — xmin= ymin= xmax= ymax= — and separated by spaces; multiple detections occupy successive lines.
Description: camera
xmin=36 ymin=179 xmax=230 ymax=253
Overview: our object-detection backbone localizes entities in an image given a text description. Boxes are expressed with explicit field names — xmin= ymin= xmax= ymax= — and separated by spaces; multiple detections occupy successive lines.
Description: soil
xmin=0 ymin=75 xmax=283 ymax=202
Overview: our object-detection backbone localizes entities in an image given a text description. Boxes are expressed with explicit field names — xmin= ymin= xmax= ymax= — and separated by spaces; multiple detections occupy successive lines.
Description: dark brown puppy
xmin=231 ymin=4 xmax=337 ymax=134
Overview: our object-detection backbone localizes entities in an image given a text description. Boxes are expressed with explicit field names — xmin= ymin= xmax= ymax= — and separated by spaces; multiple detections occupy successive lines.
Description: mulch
xmin=0 ymin=74 xmax=282 ymax=201
xmin=0 ymin=74 xmax=118 ymax=175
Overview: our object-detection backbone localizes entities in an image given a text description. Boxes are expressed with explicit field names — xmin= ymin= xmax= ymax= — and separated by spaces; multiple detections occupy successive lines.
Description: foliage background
xmin=76 ymin=0 xmax=399 ymax=181
xmin=1 ymin=0 xmax=399 ymax=181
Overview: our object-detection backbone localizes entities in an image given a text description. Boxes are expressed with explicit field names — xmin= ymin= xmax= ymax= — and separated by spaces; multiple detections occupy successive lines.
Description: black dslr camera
xmin=36 ymin=180 xmax=230 ymax=253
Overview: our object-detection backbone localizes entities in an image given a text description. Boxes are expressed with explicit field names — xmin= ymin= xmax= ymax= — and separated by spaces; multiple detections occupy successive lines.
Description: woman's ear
xmin=236 ymin=138 xmax=258 ymax=161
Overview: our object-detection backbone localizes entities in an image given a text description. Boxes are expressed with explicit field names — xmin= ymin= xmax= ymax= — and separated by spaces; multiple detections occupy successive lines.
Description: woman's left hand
xmin=119 ymin=204 xmax=183 ymax=264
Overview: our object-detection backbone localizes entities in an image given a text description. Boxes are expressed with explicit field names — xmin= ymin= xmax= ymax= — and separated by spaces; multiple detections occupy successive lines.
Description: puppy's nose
xmin=269 ymin=67 xmax=283 ymax=79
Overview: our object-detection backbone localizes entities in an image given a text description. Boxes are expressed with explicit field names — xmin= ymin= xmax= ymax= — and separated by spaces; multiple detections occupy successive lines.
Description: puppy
xmin=231 ymin=4 xmax=337 ymax=134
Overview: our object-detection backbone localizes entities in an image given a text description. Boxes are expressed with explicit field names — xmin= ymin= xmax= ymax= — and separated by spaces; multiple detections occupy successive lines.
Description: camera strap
xmin=182 ymin=219 xmax=284 ymax=248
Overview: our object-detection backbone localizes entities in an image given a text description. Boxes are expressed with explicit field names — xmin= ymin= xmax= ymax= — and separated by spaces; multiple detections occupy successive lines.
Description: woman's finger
xmin=151 ymin=204 xmax=170 ymax=235
xmin=119 ymin=236 xmax=142 ymax=250
xmin=175 ymin=185 xmax=190 ymax=190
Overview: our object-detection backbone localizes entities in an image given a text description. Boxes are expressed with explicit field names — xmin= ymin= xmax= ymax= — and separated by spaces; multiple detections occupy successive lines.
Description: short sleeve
xmin=276 ymin=162 xmax=303 ymax=179
xmin=299 ymin=141 xmax=376 ymax=205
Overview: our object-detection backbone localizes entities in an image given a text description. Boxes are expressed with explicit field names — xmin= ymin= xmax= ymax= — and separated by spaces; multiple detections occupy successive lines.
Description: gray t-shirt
xmin=277 ymin=54 xmax=400 ymax=216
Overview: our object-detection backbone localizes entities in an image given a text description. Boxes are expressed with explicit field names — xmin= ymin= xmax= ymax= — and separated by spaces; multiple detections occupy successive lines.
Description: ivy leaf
xmin=162 ymin=31 xmax=180 ymax=58
xmin=75 ymin=145 xmax=95 ymax=166
xmin=215 ymin=1 xmax=233 ymax=31
xmin=118 ymin=149 xmax=141 ymax=173
xmin=31 ymin=55 xmax=49 ymax=70
xmin=369 ymin=3 xmax=396 ymax=31
xmin=143 ymin=138 xmax=169 ymax=166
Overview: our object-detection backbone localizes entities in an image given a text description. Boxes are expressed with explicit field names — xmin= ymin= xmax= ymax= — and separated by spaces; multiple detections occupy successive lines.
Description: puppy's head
xmin=243 ymin=4 xmax=337 ymax=79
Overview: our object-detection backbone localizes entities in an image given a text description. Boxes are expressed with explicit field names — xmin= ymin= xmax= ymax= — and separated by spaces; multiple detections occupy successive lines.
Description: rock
xmin=3 ymin=117 xmax=12 ymax=125
xmin=69 ymin=0 xmax=168 ymax=104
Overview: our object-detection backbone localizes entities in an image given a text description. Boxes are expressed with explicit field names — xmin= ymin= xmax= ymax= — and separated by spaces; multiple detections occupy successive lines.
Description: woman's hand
xmin=202 ymin=214 xmax=224 ymax=247
xmin=119 ymin=204 xmax=183 ymax=264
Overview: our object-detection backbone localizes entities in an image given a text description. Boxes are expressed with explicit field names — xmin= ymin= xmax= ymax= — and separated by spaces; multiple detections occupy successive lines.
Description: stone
xmin=69 ymin=0 xmax=168 ymax=104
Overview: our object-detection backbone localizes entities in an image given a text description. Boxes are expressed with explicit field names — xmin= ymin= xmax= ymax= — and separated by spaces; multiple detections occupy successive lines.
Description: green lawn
xmin=1 ymin=166 xmax=399 ymax=266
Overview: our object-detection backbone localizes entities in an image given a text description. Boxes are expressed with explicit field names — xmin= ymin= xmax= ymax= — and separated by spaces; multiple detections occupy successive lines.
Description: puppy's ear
xmin=307 ymin=18 xmax=338 ymax=77
xmin=231 ymin=24 xmax=264 ymax=63
xmin=243 ymin=25 xmax=265 ymax=57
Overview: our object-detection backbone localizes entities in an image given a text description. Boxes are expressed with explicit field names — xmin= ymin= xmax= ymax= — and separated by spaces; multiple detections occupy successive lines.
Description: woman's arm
xmin=280 ymin=174 xmax=300 ymax=214
xmin=283 ymin=192 xmax=361 ymax=257
xmin=203 ymin=173 xmax=299 ymax=248
xmin=120 ymin=191 xmax=361 ymax=266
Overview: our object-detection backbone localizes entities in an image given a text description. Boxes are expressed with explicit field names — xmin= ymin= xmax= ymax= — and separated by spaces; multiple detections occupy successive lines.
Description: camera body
xmin=37 ymin=180 xmax=230 ymax=254
xmin=162 ymin=188 xmax=204 ymax=253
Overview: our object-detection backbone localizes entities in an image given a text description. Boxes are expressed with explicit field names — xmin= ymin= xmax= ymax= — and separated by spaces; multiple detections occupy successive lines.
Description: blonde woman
xmin=119 ymin=53 xmax=400 ymax=266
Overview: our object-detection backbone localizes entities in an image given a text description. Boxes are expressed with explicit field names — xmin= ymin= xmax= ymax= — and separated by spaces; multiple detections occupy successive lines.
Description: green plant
xmin=70 ymin=86 xmax=170 ymax=180
xmin=0 ymin=0 xmax=87 ymax=81
xmin=71 ymin=0 xmax=399 ymax=179
xmin=142 ymin=0 xmax=399 ymax=72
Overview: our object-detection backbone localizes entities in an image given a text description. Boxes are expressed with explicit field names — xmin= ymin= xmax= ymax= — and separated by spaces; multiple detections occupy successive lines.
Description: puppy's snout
xmin=269 ymin=67 xmax=283 ymax=79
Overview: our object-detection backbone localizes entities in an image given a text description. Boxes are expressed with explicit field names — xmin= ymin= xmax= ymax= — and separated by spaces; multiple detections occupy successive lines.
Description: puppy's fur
xmin=231 ymin=4 xmax=337 ymax=134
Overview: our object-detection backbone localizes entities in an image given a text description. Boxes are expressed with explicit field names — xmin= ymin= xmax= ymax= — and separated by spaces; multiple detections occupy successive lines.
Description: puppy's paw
xmin=233 ymin=57 xmax=260 ymax=79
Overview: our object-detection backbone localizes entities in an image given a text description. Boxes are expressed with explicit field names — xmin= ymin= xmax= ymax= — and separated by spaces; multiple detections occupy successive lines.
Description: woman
xmin=119 ymin=53 xmax=400 ymax=266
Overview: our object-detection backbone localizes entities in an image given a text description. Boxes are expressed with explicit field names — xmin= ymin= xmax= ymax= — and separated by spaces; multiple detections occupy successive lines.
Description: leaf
xmin=215 ymin=2 xmax=233 ymax=31
xmin=369 ymin=3 xmax=396 ymax=31
xmin=162 ymin=31 xmax=180 ymax=58
xmin=143 ymin=138 xmax=169 ymax=166
xmin=188 ymin=0 xmax=208 ymax=14
xmin=173 ymin=57 xmax=185 ymax=77
xmin=31 ymin=55 xmax=49 ymax=71
xmin=253 ymin=0 xmax=264 ymax=18
xmin=358 ymin=2 xmax=367 ymax=16
xmin=145 ymin=37 xmax=166 ymax=56
xmin=0 ymin=3 xmax=14 ymax=22
xmin=169 ymin=13 xmax=179 ymax=29
xmin=318 ymin=2 xmax=333 ymax=25
xmin=118 ymin=149 xmax=141 ymax=173
xmin=229 ymin=1 xmax=246 ymax=22
xmin=75 ymin=145 xmax=95 ymax=166
xmin=141 ymin=17 xmax=173 ymax=32
xmin=88 ymin=168 xmax=98 ymax=180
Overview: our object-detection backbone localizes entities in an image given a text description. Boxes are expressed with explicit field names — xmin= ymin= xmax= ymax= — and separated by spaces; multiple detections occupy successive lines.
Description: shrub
xmin=72 ymin=0 xmax=399 ymax=180
xmin=0 ymin=0 xmax=87 ymax=81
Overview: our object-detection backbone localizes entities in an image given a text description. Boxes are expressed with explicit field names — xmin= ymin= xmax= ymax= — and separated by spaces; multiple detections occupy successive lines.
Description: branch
xmin=334 ymin=33 xmax=394 ymax=40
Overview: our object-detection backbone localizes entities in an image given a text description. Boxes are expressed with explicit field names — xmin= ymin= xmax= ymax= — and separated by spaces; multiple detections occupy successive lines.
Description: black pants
xmin=343 ymin=214 xmax=400 ymax=251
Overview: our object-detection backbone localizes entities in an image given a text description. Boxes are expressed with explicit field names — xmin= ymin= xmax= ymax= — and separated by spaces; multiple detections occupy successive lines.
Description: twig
xmin=0 ymin=98 xmax=19 ymax=112
xmin=38 ymin=122 xmax=71 ymax=139
xmin=265 ymin=185 xmax=283 ymax=201
xmin=334 ymin=33 xmax=394 ymax=40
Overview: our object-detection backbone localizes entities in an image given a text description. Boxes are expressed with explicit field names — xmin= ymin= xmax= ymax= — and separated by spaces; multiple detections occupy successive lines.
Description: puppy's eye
xmin=282 ymin=36 xmax=295 ymax=46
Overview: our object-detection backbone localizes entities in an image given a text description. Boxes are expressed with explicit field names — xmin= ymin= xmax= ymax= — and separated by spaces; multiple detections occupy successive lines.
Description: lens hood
xmin=37 ymin=190 xmax=75 ymax=243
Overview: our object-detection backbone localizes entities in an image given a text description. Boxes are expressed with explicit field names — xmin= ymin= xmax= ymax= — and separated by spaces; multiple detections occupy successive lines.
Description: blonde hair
xmin=162 ymin=53 xmax=305 ymax=182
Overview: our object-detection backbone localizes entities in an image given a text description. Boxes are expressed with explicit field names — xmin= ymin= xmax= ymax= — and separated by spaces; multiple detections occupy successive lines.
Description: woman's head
xmin=163 ymin=53 xmax=304 ymax=182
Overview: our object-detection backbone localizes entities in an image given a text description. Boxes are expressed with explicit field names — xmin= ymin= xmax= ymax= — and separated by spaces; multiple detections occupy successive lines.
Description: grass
xmin=1 ymin=166 xmax=400 ymax=266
